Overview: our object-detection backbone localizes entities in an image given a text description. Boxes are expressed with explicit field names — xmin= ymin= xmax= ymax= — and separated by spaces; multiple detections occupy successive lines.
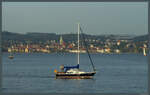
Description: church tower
xmin=60 ymin=36 xmax=63 ymax=45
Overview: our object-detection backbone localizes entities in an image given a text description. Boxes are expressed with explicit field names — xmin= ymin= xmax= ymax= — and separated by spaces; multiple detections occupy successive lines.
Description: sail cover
xmin=64 ymin=64 xmax=79 ymax=72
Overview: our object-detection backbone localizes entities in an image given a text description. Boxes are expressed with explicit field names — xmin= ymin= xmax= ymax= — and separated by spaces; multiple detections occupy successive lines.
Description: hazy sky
xmin=2 ymin=2 xmax=148 ymax=35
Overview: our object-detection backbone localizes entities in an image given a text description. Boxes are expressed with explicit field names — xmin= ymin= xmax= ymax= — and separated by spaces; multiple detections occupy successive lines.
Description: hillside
xmin=2 ymin=31 xmax=148 ymax=43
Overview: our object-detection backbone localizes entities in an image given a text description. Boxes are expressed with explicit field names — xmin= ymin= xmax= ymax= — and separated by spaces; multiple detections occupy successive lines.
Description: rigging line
xmin=80 ymin=27 xmax=96 ymax=72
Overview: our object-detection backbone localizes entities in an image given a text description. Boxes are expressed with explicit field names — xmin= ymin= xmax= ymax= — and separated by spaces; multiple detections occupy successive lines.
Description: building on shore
xmin=25 ymin=45 xmax=29 ymax=53
xmin=8 ymin=48 xmax=12 ymax=53
xmin=104 ymin=48 xmax=111 ymax=53
xmin=115 ymin=49 xmax=120 ymax=53
xmin=68 ymin=49 xmax=86 ymax=53
xmin=96 ymin=47 xmax=104 ymax=53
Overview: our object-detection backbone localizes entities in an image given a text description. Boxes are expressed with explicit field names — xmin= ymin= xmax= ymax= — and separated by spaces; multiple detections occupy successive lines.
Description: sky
xmin=2 ymin=2 xmax=148 ymax=36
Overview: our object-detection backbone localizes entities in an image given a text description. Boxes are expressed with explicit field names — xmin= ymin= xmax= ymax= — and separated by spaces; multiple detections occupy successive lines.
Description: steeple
xmin=60 ymin=36 xmax=63 ymax=45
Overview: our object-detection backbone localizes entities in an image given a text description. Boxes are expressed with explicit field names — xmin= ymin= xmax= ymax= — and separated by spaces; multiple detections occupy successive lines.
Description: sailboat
xmin=54 ymin=23 xmax=96 ymax=79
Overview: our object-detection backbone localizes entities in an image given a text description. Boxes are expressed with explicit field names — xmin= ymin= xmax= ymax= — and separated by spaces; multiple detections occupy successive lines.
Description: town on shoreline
xmin=2 ymin=31 xmax=148 ymax=54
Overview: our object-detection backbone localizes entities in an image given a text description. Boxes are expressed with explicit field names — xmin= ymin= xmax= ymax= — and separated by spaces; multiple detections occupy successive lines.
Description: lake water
xmin=2 ymin=53 xmax=148 ymax=93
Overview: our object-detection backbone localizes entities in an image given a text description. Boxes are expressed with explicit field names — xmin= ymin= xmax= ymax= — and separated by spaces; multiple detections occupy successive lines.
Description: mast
xmin=78 ymin=23 xmax=80 ymax=65
xmin=80 ymin=26 xmax=96 ymax=72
